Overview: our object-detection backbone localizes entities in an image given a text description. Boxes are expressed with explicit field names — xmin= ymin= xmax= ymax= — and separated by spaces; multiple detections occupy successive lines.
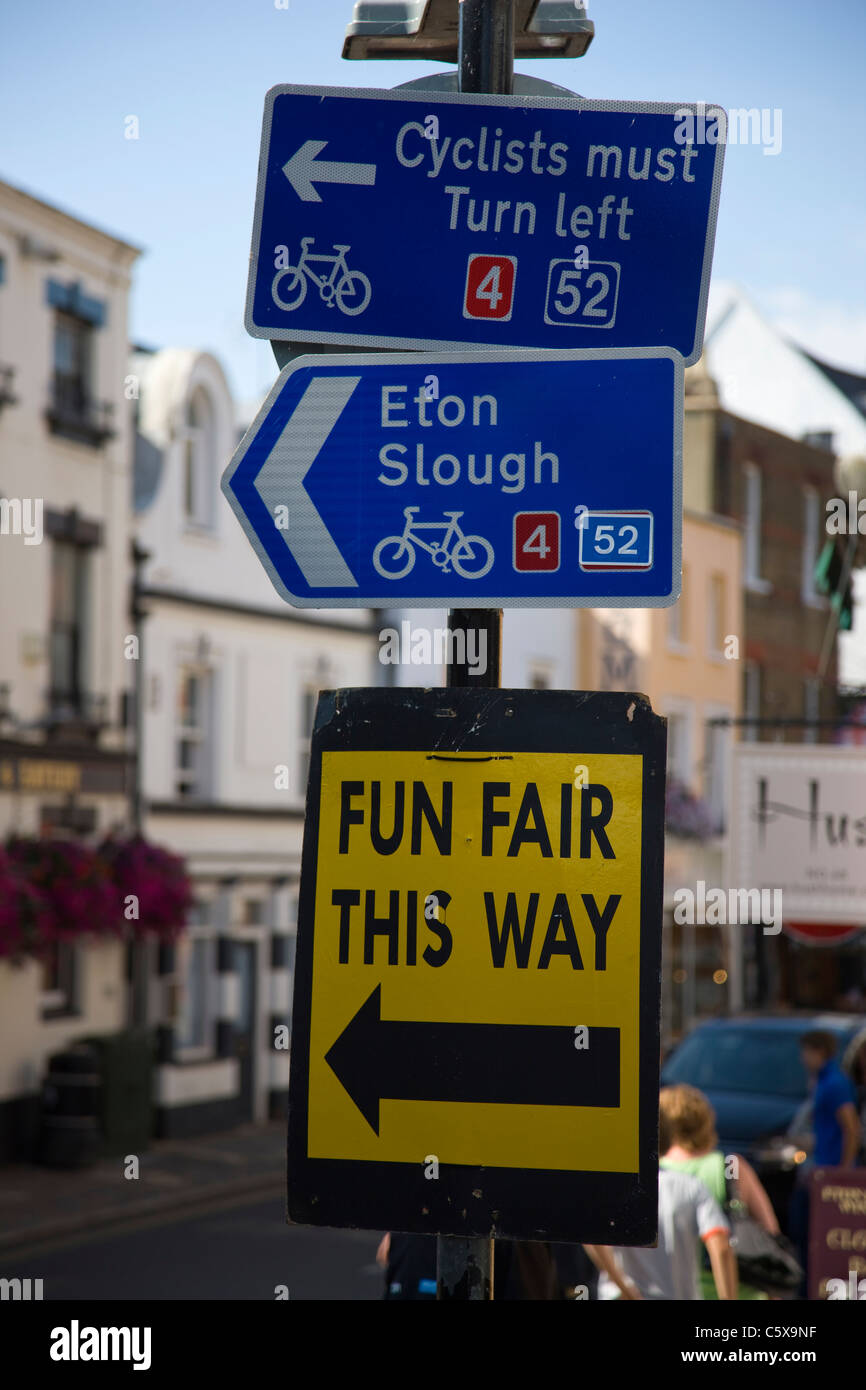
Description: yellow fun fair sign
xmin=287 ymin=688 xmax=665 ymax=1246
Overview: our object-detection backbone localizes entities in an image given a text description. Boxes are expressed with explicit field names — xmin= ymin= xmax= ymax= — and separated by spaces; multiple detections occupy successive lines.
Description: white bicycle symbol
xmin=271 ymin=237 xmax=372 ymax=316
xmin=373 ymin=507 xmax=495 ymax=580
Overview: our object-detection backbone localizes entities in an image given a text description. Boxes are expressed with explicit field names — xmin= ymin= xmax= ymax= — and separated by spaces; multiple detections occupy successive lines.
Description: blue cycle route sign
xmin=245 ymin=85 xmax=725 ymax=364
xmin=220 ymin=349 xmax=683 ymax=609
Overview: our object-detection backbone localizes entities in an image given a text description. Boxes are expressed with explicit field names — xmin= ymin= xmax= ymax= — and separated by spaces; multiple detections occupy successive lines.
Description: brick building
xmin=684 ymin=361 xmax=839 ymax=738
xmin=684 ymin=361 xmax=857 ymax=1012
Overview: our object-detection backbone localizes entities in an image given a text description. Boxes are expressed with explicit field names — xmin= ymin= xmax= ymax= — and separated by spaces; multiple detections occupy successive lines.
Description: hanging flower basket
xmin=1 ymin=834 xmax=193 ymax=959
xmin=4 ymin=837 xmax=120 ymax=946
xmin=0 ymin=848 xmax=54 ymax=962
xmin=100 ymin=836 xmax=192 ymax=943
xmin=665 ymin=778 xmax=716 ymax=841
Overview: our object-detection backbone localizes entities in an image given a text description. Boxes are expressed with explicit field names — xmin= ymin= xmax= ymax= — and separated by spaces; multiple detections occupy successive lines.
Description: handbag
xmin=725 ymin=1176 xmax=803 ymax=1293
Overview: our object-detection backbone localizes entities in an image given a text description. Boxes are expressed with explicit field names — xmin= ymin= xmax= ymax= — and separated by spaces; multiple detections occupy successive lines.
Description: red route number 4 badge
xmin=463 ymin=254 xmax=516 ymax=321
xmin=514 ymin=512 xmax=560 ymax=573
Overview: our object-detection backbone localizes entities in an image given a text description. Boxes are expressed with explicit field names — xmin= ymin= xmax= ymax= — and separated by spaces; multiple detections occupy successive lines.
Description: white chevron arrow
xmin=282 ymin=140 xmax=377 ymax=203
xmin=253 ymin=375 xmax=360 ymax=589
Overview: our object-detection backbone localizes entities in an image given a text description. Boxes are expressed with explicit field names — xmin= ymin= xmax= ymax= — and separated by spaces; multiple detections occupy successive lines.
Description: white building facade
xmin=133 ymin=347 xmax=381 ymax=1136
xmin=0 ymin=180 xmax=140 ymax=1159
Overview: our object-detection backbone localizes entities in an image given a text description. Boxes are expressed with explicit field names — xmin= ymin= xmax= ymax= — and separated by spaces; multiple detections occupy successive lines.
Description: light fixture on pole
xmin=343 ymin=0 xmax=594 ymax=61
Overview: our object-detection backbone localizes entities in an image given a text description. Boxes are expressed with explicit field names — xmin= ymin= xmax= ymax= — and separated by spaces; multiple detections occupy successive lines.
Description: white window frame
xmin=175 ymin=906 xmax=217 ymax=1060
xmin=175 ymin=662 xmax=214 ymax=800
xmin=181 ymin=387 xmax=217 ymax=534
xmin=662 ymin=696 xmax=695 ymax=788
xmin=743 ymin=463 xmax=772 ymax=594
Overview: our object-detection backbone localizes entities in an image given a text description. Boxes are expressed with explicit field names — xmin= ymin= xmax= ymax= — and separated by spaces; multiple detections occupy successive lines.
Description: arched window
xmin=182 ymin=386 xmax=216 ymax=530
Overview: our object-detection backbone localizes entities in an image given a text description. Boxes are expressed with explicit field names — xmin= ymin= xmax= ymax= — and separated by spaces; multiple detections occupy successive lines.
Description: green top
xmin=661 ymin=1151 xmax=767 ymax=1301
xmin=661 ymin=1150 xmax=727 ymax=1205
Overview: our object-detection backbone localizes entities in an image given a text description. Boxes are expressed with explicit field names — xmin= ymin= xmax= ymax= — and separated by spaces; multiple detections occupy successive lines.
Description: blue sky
xmin=2 ymin=0 xmax=864 ymax=403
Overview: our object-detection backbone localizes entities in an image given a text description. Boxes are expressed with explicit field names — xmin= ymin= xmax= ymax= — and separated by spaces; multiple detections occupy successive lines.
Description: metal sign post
xmin=225 ymin=0 xmax=712 ymax=1307
xmin=438 ymin=0 xmax=512 ymax=1305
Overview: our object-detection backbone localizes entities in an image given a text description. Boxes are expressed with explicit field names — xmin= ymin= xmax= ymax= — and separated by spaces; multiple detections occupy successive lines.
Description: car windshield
xmin=662 ymin=1028 xmax=820 ymax=1100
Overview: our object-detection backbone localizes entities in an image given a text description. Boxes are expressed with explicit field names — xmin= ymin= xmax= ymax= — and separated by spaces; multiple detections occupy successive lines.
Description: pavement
xmin=0 ymin=1121 xmax=286 ymax=1259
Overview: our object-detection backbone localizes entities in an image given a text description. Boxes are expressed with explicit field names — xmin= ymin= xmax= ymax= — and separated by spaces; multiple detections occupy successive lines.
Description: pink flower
xmin=99 ymin=836 xmax=192 ymax=942
xmin=1 ymin=835 xmax=193 ymax=959
xmin=5 ymin=837 xmax=119 ymax=945
xmin=0 ymin=848 xmax=53 ymax=961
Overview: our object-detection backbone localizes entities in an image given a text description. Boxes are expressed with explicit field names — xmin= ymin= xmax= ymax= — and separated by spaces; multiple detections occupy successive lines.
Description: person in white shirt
xmin=585 ymin=1167 xmax=736 ymax=1300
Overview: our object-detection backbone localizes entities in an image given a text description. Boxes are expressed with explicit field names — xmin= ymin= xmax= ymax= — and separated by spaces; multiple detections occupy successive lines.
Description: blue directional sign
xmin=221 ymin=349 xmax=683 ymax=609
xmin=245 ymin=85 xmax=724 ymax=364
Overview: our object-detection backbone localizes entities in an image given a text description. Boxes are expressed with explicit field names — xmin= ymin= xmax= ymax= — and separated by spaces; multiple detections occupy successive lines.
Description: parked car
xmin=660 ymin=1014 xmax=864 ymax=1224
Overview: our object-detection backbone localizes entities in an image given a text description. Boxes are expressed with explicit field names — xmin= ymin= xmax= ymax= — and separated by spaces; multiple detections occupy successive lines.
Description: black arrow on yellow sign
xmin=324 ymin=985 xmax=620 ymax=1136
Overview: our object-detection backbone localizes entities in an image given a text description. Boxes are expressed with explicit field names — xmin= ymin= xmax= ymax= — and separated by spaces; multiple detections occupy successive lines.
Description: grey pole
xmin=437 ymin=0 xmax=514 ymax=1302
xmin=457 ymin=0 xmax=514 ymax=95
xmin=128 ymin=538 xmax=150 ymax=1028
xmin=130 ymin=539 xmax=149 ymax=837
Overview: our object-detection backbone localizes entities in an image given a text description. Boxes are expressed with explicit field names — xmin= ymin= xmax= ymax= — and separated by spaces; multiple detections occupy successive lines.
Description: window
xmin=181 ymin=388 xmax=216 ymax=531
xmin=707 ymin=573 xmax=726 ymax=657
xmin=704 ymin=714 xmax=731 ymax=834
xmin=49 ymin=541 xmax=90 ymax=714
xmin=743 ymin=463 xmax=770 ymax=592
xmin=743 ymin=661 xmax=761 ymax=742
xmin=40 ymin=942 xmax=78 ymax=1018
xmin=176 ymin=935 xmax=215 ymax=1053
xmin=801 ymin=488 xmax=824 ymax=606
xmin=45 ymin=280 xmax=110 ymax=443
xmin=243 ymin=899 xmax=263 ymax=926
xmin=175 ymin=666 xmax=213 ymax=799
xmin=664 ymin=701 xmax=693 ymax=785
xmin=53 ymin=311 xmax=93 ymax=419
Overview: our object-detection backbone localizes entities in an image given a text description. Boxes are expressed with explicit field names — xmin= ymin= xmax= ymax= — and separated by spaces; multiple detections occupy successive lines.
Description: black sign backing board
xmin=287 ymin=686 xmax=665 ymax=1245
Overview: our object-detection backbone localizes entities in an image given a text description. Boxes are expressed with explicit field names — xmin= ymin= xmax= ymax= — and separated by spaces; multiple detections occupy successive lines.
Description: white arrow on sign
xmin=282 ymin=140 xmax=377 ymax=203
xmin=254 ymin=375 xmax=360 ymax=589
